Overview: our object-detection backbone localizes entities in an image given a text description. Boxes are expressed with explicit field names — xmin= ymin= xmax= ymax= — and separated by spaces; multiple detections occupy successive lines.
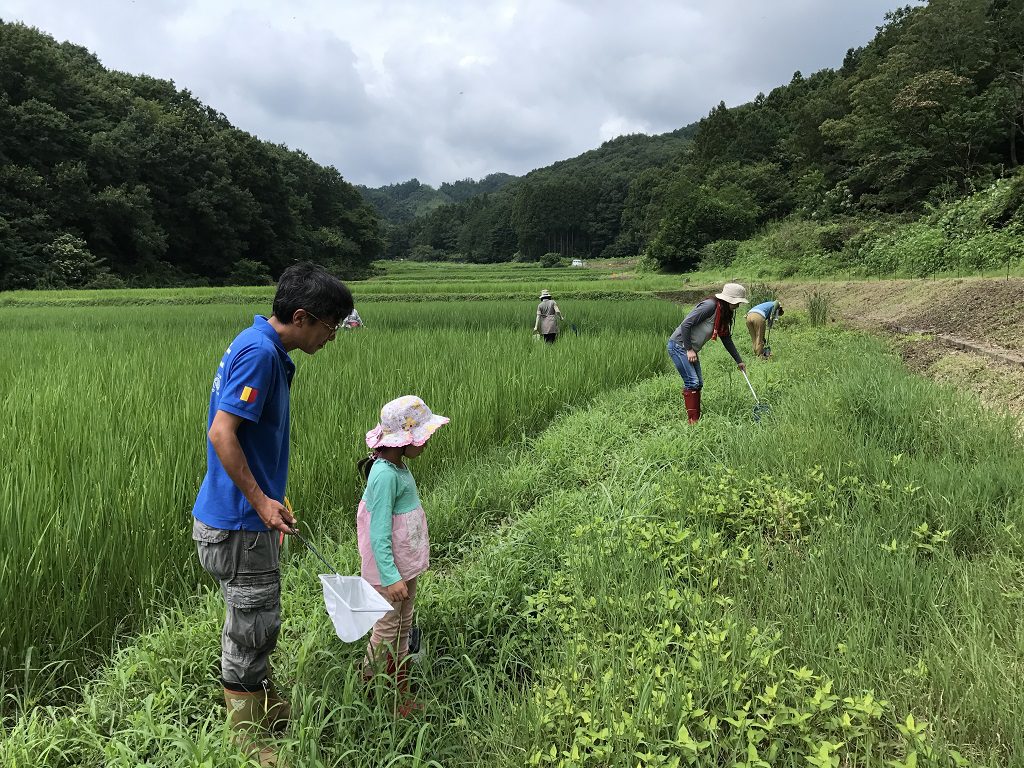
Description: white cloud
xmin=2 ymin=0 xmax=912 ymax=186
xmin=599 ymin=115 xmax=651 ymax=142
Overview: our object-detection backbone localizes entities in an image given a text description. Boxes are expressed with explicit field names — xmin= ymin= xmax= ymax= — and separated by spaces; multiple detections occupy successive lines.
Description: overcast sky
xmin=3 ymin=1 xmax=912 ymax=188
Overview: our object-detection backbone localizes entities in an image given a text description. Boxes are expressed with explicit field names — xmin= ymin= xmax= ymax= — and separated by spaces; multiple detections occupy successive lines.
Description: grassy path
xmin=3 ymin=324 xmax=1022 ymax=767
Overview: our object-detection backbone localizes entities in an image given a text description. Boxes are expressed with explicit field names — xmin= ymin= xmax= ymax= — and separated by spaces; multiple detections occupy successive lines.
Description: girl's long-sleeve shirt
xmin=356 ymin=459 xmax=430 ymax=587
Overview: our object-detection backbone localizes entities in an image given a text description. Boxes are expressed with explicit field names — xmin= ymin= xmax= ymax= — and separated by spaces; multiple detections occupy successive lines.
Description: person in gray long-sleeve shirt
xmin=666 ymin=282 xmax=748 ymax=423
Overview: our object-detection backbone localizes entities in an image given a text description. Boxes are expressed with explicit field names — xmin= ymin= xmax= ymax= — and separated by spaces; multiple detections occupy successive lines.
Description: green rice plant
xmin=0 ymin=260 xmax=698 ymax=309
xmin=808 ymin=289 xmax=831 ymax=326
xmin=0 ymin=296 xmax=686 ymax=688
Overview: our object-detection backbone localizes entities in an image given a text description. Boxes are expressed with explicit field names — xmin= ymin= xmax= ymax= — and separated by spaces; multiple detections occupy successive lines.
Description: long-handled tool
xmin=288 ymin=525 xmax=342 ymax=574
xmin=741 ymin=369 xmax=772 ymax=422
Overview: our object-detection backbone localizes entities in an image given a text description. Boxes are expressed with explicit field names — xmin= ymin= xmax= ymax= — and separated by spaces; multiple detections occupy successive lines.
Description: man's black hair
xmin=272 ymin=262 xmax=353 ymax=324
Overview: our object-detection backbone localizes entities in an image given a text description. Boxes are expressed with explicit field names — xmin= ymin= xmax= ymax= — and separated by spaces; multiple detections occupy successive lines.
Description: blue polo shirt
xmin=192 ymin=316 xmax=295 ymax=531
xmin=749 ymin=301 xmax=780 ymax=325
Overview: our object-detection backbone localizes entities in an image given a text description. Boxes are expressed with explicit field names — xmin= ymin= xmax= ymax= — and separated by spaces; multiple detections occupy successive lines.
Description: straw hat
xmin=539 ymin=289 xmax=552 ymax=299
xmin=715 ymin=282 xmax=748 ymax=305
xmin=365 ymin=395 xmax=449 ymax=450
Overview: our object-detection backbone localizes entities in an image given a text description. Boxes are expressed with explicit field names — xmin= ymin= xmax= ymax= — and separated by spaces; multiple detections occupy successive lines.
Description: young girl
xmin=357 ymin=395 xmax=448 ymax=712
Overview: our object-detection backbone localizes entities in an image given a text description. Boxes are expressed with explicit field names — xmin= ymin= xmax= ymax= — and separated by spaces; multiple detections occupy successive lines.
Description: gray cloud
xmin=2 ymin=0 xmax=912 ymax=186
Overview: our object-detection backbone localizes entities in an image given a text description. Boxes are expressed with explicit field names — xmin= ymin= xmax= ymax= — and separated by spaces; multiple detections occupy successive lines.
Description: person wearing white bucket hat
xmin=356 ymin=395 xmax=448 ymax=716
xmin=534 ymin=289 xmax=564 ymax=343
xmin=666 ymin=282 xmax=748 ymax=423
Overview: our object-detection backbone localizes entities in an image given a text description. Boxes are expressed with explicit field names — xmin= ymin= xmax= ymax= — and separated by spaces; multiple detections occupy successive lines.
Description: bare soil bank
xmin=779 ymin=277 xmax=1024 ymax=424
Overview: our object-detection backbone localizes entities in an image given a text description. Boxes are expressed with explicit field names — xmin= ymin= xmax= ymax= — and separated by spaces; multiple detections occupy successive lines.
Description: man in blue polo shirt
xmin=191 ymin=262 xmax=352 ymax=756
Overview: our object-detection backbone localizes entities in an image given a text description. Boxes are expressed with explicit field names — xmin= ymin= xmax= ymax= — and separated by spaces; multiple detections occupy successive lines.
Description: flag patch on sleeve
xmin=240 ymin=386 xmax=258 ymax=404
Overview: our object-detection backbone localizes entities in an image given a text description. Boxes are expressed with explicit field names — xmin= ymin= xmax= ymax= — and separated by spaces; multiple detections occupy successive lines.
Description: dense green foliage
xmin=636 ymin=0 xmax=1024 ymax=271
xmin=0 ymin=21 xmax=384 ymax=290
xmin=725 ymin=171 xmax=1024 ymax=278
xmin=382 ymin=0 xmax=1024 ymax=273
xmin=357 ymin=174 xmax=516 ymax=226
xmin=377 ymin=129 xmax=695 ymax=263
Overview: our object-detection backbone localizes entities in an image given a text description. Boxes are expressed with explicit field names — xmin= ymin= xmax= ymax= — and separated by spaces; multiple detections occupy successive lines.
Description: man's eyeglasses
xmin=305 ymin=311 xmax=341 ymax=334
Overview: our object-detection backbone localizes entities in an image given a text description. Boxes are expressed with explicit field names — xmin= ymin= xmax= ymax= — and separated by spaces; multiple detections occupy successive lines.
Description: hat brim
xmin=715 ymin=292 xmax=748 ymax=304
xmin=366 ymin=414 xmax=450 ymax=450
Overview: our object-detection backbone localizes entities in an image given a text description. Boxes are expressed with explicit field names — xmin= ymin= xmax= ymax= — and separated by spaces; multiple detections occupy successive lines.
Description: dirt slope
xmin=774 ymin=277 xmax=1024 ymax=424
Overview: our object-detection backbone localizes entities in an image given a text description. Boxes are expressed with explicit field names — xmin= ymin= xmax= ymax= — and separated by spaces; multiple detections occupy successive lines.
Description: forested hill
xmin=0 ymin=21 xmax=384 ymax=290
xmin=386 ymin=126 xmax=696 ymax=262
xmin=391 ymin=0 xmax=1024 ymax=270
xmin=358 ymin=173 xmax=516 ymax=226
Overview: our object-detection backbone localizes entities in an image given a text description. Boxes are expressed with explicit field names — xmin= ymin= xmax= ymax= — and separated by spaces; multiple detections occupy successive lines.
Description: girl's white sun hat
xmin=365 ymin=395 xmax=449 ymax=450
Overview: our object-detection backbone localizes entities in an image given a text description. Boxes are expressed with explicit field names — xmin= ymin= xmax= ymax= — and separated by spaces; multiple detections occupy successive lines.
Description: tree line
xmin=370 ymin=0 xmax=1024 ymax=270
xmin=0 ymin=20 xmax=384 ymax=290
xmin=356 ymin=174 xmax=516 ymax=227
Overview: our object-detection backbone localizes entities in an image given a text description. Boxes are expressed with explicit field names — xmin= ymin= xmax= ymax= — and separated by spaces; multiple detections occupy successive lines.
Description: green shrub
xmin=82 ymin=273 xmax=127 ymax=290
xmin=634 ymin=253 xmax=660 ymax=273
xmin=539 ymin=252 xmax=562 ymax=268
xmin=37 ymin=234 xmax=110 ymax=289
xmin=225 ymin=258 xmax=272 ymax=286
xmin=698 ymin=239 xmax=740 ymax=270
xmin=991 ymin=171 xmax=1024 ymax=227
xmin=818 ymin=224 xmax=845 ymax=253
xmin=409 ymin=244 xmax=441 ymax=261
xmin=747 ymin=282 xmax=778 ymax=305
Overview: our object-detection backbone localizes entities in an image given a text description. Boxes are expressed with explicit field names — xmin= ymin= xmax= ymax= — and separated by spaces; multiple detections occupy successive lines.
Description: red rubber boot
xmin=683 ymin=389 xmax=701 ymax=424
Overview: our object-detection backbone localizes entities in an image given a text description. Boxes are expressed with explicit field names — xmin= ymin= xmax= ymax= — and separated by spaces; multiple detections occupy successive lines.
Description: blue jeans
xmin=667 ymin=340 xmax=702 ymax=390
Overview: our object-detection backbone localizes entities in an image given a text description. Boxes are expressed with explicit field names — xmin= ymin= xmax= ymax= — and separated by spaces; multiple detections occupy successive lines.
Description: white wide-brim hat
xmin=715 ymin=282 xmax=748 ymax=305
xmin=539 ymin=289 xmax=551 ymax=299
xmin=366 ymin=395 xmax=449 ymax=450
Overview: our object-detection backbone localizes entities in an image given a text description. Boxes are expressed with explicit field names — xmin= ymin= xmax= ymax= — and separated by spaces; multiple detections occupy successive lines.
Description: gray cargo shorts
xmin=193 ymin=519 xmax=281 ymax=690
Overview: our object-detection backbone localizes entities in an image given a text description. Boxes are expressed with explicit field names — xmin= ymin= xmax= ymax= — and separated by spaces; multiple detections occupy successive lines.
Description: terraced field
xmin=2 ymin=265 xmax=1022 ymax=768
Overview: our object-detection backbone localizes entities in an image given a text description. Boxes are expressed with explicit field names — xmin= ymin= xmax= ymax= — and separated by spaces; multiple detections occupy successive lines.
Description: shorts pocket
xmin=224 ymin=576 xmax=281 ymax=653
xmin=194 ymin=520 xmax=234 ymax=581
xmin=193 ymin=519 xmax=230 ymax=544
xmin=225 ymin=572 xmax=280 ymax=611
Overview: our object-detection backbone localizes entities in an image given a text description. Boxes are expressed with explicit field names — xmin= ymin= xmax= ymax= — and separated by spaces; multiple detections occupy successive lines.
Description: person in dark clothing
xmin=666 ymin=282 xmax=748 ymax=423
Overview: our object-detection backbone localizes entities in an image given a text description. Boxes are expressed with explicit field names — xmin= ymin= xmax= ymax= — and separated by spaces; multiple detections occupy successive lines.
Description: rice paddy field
xmin=2 ymin=263 xmax=1023 ymax=767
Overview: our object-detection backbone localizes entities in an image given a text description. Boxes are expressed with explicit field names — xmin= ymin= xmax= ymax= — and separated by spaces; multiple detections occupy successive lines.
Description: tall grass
xmin=808 ymin=290 xmax=832 ymax=326
xmin=2 ymin=327 xmax=1022 ymax=766
xmin=0 ymin=298 xmax=683 ymax=687
xmin=747 ymin=281 xmax=779 ymax=305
